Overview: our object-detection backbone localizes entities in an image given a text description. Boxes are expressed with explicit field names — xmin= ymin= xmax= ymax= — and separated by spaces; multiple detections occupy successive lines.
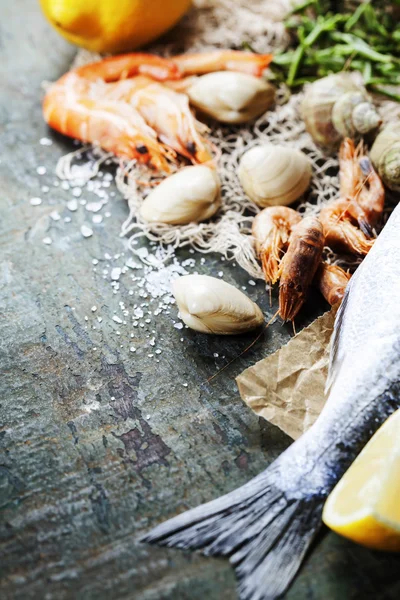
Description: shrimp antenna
xmin=206 ymin=309 xmax=279 ymax=384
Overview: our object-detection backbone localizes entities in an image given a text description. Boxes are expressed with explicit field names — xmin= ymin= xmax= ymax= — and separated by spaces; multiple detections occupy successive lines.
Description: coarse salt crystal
xmin=39 ymin=137 xmax=52 ymax=146
xmin=80 ymin=225 xmax=93 ymax=238
xmin=67 ymin=199 xmax=78 ymax=212
xmin=92 ymin=259 xmax=98 ymax=265
xmin=50 ymin=210 xmax=60 ymax=221
xmin=112 ymin=315 xmax=123 ymax=324
xmin=91 ymin=306 xmax=97 ymax=312
xmin=174 ymin=323 xmax=184 ymax=330
xmin=218 ymin=271 xmax=223 ymax=277
xmin=111 ymin=267 xmax=121 ymax=281
xmin=248 ymin=280 xmax=256 ymax=286
xmin=97 ymin=317 xmax=102 ymax=323
xmin=86 ymin=201 xmax=103 ymax=213
xmin=36 ymin=166 xmax=46 ymax=175
xmin=64 ymin=216 xmax=71 ymax=223
xmin=92 ymin=215 xmax=103 ymax=224
xmin=72 ymin=187 xmax=82 ymax=197
xmin=130 ymin=347 xmax=136 ymax=352
xmin=42 ymin=237 xmax=52 ymax=245
xmin=41 ymin=185 xmax=49 ymax=193
xmin=30 ymin=197 xmax=42 ymax=206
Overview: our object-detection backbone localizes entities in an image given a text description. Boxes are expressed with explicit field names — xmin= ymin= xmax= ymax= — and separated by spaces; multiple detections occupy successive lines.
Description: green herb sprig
xmin=268 ymin=0 xmax=400 ymax=101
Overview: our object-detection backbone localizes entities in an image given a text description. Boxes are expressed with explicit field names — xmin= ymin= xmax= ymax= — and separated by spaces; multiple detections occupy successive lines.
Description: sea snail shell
xmin=301 ymin=73 xmax=381 ymax=148
xmin=187 ymin=71 xmax=275 ymax=124
xmin=139 ymin=165 xmax=221 ymax=225
xmin=370 ymin=123 xmax=400 ymax=191
xmin=238 ymin=144 xmax=312 ymax=207
xmin=173 ymin=274 xmax=264 ymax=334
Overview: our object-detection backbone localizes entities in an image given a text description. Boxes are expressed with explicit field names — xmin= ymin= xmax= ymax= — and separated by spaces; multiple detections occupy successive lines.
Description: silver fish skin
xmin=142 ymin=204 xmax=400 ymax=600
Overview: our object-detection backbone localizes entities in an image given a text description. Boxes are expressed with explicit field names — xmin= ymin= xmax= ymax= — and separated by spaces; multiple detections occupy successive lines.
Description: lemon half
xmin=323 ymin=408 xmax=400 ymax=551
xmin=40 ymin=0 xmax=192 ymax=53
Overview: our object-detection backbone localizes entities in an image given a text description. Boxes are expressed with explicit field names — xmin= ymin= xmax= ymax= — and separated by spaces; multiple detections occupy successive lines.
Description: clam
xmin=238 ymin=144 xmax=312 ymax=207
xmin=173 ymin=274 xmax=264 ymax=334
xmin=370 ymin=123 xmax=400 ymax=191
xmin=140 ymin=165 xmax=221 ymax=225
xmin=187 ymin=71 xmax=275 ymax=124
xmin=301 ymin=73 xmax=381 ymax=148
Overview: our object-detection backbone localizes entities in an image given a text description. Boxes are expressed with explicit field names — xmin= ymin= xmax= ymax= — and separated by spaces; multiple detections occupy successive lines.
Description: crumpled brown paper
xmin=236 ymin=308 xmax=337 ymax=440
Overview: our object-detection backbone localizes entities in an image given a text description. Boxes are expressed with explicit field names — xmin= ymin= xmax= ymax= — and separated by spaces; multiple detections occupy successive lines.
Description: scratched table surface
xmin=1 ymin=2 xmax=400 ymax=599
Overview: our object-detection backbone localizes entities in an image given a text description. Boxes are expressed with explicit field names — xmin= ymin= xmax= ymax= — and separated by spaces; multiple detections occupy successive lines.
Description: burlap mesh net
xmin=55 ymin=0 xmax=399 ymax=278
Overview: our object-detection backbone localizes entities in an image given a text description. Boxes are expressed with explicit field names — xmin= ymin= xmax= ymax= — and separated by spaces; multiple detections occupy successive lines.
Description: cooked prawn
xmin=103 ymin=77 xmax=211 ymax=163
xmin=171 ymin=50 xmax=273 ymax=77
xmin=44 ymin=51 xmax=270 ymax=167
xmin=338 ymin=138 xmax=385 ymax=236
xmin=351 ymin=156 xmax=385 ymax=233
xmin=252 ymin=207 xmax=302 ymax=284
xmin=319 ymin=198 xmax=374 ymax=255
xmin=316 ymin=262 xmax=351 ymax=306
xmin=279 ymin=216 xmax=325 ymax=322
xmin=339 ymin=138 xmax=362 ymax=201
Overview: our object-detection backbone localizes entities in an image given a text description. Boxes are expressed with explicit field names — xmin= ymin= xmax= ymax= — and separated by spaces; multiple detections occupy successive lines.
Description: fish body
xmin=143 ymin=204 xmax=400 ymax=600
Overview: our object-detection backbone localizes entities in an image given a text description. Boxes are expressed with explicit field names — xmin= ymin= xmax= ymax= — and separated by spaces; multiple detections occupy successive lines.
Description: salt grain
xmin=80 ymin=225 xmax=93 ymax=238
xmin=50 ymin=210 xmax=61 ymax=221
xmin=30 ymin=197 xmax=42 ymax=206
xmin=37 ymin=166 xmax=46 ymax=175
xmin=111 ymin=267 xmax=122 ymax=281
xmin=174 ymin=323 xmax=183 ymax=330
xmin=92 ymin=215 xmax=103 ymax=224
xmin=92 ymin=259 xmax=98 ymax=265
xmin=39 ymin=137 xmax=52 ymax=146
xmin=64 ymin=216 xmax=71 ymax=223
xmin=67 ymin=199 xmax=78 ymax=212
xmin=130 ymin=347 xmax=136 ymax=352
xmin=248 ymin=280 xmax=256 ymax=286
xmin=112 ymin=315 xmax=123 ymax=324
xmin=91 ymin=306 xmax=97 ymax=312
xmin=42 ymin=237 xmax=52 ymax=245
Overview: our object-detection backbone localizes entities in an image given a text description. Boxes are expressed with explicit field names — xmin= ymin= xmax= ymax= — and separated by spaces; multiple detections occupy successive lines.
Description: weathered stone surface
xmin=1 ymin=2 xmax=400 ymax=600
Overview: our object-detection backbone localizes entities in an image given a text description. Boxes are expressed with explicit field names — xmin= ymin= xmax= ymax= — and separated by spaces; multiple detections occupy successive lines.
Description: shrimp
xmin=171 ymin=50 xmax=273 ymax=77
xmin=279 ymin=216 xmax=325 ymax=322
xmin=316 ymin=262 xmax=351 ymax=306
xmin=44 ymin=51 xmax=270 ymax=167
xmin=43 ymin=56 xmax=181 ymax=170
xmin=319 ymin=198 xmax=375 ymax=255
xmin=352 ymin=156 xmax=385 ymax=233
xmin=339 ymin=138 xmax=361 ymax=201
xmin=338 ymin=138 xmax=385 ymax=236
xmin=103 ymin=77 xmax=211 ymax=163
xmin=252 ymin=207 xmax=302 ymax=284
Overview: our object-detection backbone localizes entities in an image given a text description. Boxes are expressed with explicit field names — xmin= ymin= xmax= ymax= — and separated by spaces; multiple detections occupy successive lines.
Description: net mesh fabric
xmin=56 ymin=0 xmax=398 ymax=278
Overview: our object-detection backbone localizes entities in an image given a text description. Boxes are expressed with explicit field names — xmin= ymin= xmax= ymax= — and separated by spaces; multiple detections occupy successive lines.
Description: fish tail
xmin=141 ymin=461 xmax=325 ymax=600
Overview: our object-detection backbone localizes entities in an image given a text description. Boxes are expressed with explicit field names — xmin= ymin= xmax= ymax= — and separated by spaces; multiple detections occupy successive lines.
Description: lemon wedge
xmin=323 ymin=408 xmax=400 ymax=551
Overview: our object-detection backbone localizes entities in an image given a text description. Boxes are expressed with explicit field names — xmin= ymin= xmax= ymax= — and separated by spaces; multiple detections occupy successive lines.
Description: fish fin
xmin=141 ymin=466 xmax=324 ymax=600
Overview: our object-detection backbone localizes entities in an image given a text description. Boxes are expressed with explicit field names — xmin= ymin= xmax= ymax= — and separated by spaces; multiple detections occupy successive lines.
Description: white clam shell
xmin=238 ymin=144 xmax=312 ymax=207
xmin=187 ymin=72 xmax=275 ymax=124
xmin=140 ymin=165 xmax=221 ymax=225
xmin=173 ymin=274 xmax=264 ymax=334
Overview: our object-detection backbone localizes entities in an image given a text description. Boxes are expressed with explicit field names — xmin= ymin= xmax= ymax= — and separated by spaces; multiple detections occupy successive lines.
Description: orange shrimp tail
xmin=172 ymin=50 xmax=273 ymax=77
xmin=74 ymin=53 xmax=182 ymax=82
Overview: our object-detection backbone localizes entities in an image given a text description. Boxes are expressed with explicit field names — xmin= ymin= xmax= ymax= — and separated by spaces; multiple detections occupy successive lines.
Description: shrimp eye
xmin=296 ymin=284 xmax=302 ymax=292
xmin=186 ymin=141 xmax=196 ymax=155
xmin=288 ymin=281 xmax=295 ymax=289
xmin=136 ymin=145 xmax=148 ymax=155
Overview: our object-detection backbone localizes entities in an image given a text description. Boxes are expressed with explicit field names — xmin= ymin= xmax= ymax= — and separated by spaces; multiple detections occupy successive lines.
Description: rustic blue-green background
xmin=1 ymin=1 xmax=399 ymax=598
